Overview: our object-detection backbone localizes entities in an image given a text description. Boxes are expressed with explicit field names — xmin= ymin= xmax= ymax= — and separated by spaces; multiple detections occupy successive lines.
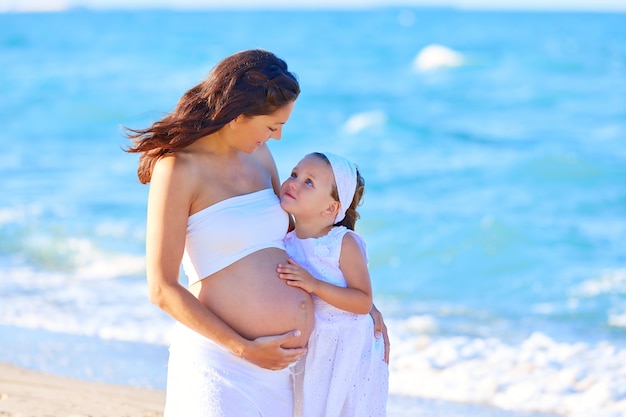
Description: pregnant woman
xmin=124 ymin=49 xmax=387 ymax=417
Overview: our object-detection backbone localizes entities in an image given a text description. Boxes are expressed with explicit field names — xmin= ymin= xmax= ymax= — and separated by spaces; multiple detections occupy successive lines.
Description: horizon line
xmin=2 ymin=0 xmax=626 ymax=13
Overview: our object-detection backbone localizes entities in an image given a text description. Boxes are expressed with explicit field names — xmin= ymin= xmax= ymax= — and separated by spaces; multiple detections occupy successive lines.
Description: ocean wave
xmin=341 ymin=110 xmax=387 ymax=135
xmin=0 ymin=263 xmax=171 ymax=345
xmin=570 ymin=269 xmax=626 ymax=297
xmin=413 ymin=44 xmax=465 ymax=72
xmin=0 ymin=205 xmax=145 ymax=278
xmin=608 ymin=306 xmax=626 ymax=329
xmin=389 ymin=321 xmax=626 ymax=417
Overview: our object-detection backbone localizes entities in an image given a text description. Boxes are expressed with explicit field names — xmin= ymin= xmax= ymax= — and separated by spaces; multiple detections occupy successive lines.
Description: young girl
xmin=277 ymin=152 xmax=388 ymax=417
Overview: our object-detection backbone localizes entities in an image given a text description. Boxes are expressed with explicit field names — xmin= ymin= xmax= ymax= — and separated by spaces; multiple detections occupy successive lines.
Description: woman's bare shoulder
xmin=152 ymin=152 xmax=198 ymax=182
xmin=150 ymin=152 xmax=207 ymax=208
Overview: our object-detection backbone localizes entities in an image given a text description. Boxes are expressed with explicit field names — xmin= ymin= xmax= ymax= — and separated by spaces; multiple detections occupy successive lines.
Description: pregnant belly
xmin=191 ymin=248 xmax=314 ymax=348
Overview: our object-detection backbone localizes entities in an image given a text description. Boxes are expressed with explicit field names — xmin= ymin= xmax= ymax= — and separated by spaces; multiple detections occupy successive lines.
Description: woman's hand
xmin=240 ymin=330 xmax=307 ymax=370
xmin=370 ymin=304 xmax=390 ymax=364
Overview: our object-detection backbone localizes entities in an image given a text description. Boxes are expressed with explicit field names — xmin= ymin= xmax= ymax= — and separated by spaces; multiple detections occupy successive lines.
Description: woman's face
xmin=233 ymin=101 xmax=295 ymax=153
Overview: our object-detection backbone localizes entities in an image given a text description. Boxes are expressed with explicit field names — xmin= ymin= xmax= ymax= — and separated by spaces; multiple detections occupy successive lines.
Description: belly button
xmin=300 ymin=297 xmax=313 ymax=311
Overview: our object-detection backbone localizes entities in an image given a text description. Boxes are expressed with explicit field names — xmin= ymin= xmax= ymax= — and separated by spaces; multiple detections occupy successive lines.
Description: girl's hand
xmin=277 ymin=259 xmax=318 ymax=294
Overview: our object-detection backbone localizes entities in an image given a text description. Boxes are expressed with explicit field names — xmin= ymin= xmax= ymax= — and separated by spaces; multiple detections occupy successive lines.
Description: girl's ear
xmin=323 ymin=201 xmax=340 ymax=219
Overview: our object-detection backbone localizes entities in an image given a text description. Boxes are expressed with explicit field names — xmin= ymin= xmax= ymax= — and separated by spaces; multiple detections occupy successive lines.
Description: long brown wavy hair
xmin=124 ymin=49 xmax=300 ymax=184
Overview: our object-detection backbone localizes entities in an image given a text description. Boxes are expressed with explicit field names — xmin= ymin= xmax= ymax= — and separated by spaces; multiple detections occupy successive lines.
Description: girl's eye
xmin=305 ymin=179 xmax=313 ymax=186
xmin=268 ymin=127 xmax=278 ymax=132
xmin=290 ymin=172 xmax=297 ymax=178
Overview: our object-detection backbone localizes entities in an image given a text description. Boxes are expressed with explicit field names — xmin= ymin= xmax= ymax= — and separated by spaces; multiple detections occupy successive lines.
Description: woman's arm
xmin=146 ymin=154 xmax=305 ymax=370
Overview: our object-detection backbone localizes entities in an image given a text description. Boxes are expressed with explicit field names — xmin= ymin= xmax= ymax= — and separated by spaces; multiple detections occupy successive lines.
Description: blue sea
xmin=1 ymin=7 xmax=625 ymax=417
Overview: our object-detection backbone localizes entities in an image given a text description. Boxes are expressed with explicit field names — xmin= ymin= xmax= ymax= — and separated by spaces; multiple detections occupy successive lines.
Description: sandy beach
xmin=0 ymin=361 xmax=165 ymax=417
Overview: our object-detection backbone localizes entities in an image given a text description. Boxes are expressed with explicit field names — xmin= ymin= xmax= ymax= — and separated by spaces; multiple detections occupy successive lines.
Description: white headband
xmin=323 ymin=152 xmax=357 ymax=223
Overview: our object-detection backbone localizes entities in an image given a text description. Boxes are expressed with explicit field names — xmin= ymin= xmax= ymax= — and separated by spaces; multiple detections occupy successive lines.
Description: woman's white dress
xmin=284 ymin=226 xmax=388 ymax=417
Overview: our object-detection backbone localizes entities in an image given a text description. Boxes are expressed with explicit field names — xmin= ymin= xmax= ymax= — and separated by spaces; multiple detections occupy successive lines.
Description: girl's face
xmin=231 ymin=101 xmax=295 ymax=153
xmin=280 ymin=154 xmax=338 ymax=221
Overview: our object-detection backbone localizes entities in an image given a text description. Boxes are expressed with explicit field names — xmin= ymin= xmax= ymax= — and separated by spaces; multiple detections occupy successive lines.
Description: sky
xmin=1 ymin=0 xmax=626 ymax=12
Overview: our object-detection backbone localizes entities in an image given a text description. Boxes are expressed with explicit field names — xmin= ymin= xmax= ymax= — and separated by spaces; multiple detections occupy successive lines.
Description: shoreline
xmin=0 ymin=360 xmax=560 ymax=417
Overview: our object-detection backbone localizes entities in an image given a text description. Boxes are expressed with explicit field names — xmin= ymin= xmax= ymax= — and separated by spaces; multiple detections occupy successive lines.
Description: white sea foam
xmin=570 ymin=269 xmax=626 ymax=330
xmin=388 ymin=319 xmax=626 ymax=417
xmin=608 ymin=308 xmax=626 ymax=329
xmin=73 ymin=248 xmax=145 ymax=280
xmin=570 ymin=269 xmax=626 ymax=298
xmin=413 ymin=44 xmax=465 ymax=72
xmin=0 ymin=205 xmax=44 ymax=225
xmin=341 ymin=110 xmax=387 ymax=135
xmin=0 ymin=252 xmax=169 ymax=345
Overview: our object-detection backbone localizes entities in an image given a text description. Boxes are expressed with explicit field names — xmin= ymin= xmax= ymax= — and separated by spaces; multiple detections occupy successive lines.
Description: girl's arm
xmin=278 ymin=233 xmax=372 ymax=314
xmin=146 ymin=155 xmax=304 ymax=370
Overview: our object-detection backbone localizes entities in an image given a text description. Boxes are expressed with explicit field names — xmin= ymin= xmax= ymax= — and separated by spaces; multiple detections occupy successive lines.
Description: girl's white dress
xmin=284 ymin=226 xmax=388 ymax=417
